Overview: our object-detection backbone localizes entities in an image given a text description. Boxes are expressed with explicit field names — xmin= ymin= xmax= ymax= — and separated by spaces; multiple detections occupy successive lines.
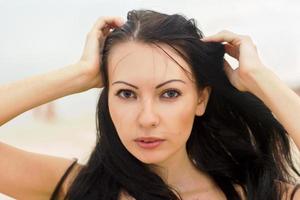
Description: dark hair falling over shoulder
xmin=56 ymin=10 xmax=300 ymax=200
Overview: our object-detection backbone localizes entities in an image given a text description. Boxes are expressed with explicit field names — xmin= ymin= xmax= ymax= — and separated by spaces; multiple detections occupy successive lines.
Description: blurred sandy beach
xmin=0 ymin=108 xmax=97 ymax=200
xmin=0 ymin=109 xmax=97 ymax=164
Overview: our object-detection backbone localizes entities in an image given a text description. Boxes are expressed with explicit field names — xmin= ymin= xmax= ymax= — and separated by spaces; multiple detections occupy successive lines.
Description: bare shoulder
xmin=234 ymin=181 xmax=300 ymax=200
xmin=60 ymin=162 xmax=84 ymax=198
xmin=118 ymin=189 xmax=135 ymax=200
xmin=233 ymin=184 xmax=246 ymax=200
xmin=278 ymin=181 xmax=300 ymax=200
xmin=0 ymin=141 xmax=81 ymax=199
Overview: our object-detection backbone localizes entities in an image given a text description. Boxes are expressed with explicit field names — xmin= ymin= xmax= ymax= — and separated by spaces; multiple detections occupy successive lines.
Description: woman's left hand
xmin=202 ymin=30 xmax=267 ymax=93
xmin=203 ymin=30 xmax=300 ymax=150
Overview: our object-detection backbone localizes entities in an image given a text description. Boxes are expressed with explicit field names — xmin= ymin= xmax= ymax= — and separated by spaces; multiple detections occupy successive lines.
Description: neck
xmin=148 ymin=146 xmax=215 ymax=193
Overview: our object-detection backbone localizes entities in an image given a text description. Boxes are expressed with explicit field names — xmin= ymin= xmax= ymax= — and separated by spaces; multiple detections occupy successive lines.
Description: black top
xmin=291 ymin=183 xmax=300 ymax=200
xmin=50 ymin=158 xmax=78 ymax=200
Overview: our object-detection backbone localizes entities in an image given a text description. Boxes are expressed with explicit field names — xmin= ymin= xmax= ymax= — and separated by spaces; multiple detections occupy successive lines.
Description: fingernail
xmin=118 ymin=18 xmax=125 ymax=24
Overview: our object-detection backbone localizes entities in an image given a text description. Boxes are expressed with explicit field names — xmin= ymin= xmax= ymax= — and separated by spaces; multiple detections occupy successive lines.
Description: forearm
xmin=0 ymin=64 xmax=89 ymax=126
xmin=245 ymin=67 xmax=300 ymax=149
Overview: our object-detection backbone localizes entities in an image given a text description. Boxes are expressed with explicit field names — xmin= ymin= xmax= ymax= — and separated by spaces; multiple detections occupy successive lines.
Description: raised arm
xmin=0 ymin=63 xmax=89 ymax=126
xmin=0 ymin=17 xmax=124 ymax=199
xmin=202 ymin=30 xmax=300 ymax=150
xmin=242 ymin=66 xmax=300 ymax=149
xmin=1 ymin=17 xmax=124 ymax=126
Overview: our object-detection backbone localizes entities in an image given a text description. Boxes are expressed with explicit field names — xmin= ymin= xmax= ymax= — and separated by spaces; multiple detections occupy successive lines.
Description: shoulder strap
xmin=291 ymin=183 xmax=300 ymax=200
xmin=50 ymin=158 xmax=78 ymax=200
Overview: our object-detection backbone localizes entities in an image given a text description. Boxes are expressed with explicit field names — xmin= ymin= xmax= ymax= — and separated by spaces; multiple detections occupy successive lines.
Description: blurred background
xmin=0 ymin=0 xmax=300 ymax=199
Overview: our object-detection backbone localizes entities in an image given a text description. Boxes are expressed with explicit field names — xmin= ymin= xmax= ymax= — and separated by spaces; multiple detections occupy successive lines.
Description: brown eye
xmin=115 ymin=89 xmax=136 ymax=99
xmin=115 ymin=89 xmax=181 ymax=100
xmin=161 ymin=89 xmax=181 ymax=99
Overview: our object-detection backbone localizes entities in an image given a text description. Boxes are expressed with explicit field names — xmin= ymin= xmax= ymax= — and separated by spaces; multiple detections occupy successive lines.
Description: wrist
xmin=73 ymin=61 xmax=103 ymax=91
xmin=56 ymin=63 xmax=91 ymax=94
xmin=241 ymin=66 xmax=280 ymax=100
xmin=68 ymin=62 xmax=95 ymax=92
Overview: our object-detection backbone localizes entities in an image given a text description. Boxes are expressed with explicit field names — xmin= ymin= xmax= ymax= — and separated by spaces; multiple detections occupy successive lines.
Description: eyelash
xmin=114 ymin=89 xmax=182 ymax=100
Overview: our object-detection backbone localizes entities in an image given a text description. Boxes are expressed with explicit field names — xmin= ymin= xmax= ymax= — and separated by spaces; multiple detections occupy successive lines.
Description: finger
xmin=98 ymin=16 xmax=124 ymax=28
xmin=223 ymin=59 xmax=234 ymax=79
xmin=91 ymin=16 xmax=124 ymax=33
xmin=201 ymin=30 xmax=240 ymax=44
xmin=224 ymin=43 xmax=239 ymax=59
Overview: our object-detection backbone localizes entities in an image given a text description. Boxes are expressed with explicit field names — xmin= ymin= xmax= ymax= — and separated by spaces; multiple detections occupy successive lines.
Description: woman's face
xmin=107 ymin=41 xmax=210 ymax=165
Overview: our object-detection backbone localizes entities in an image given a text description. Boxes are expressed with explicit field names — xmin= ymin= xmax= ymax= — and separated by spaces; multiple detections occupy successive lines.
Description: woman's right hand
xmin=75 ymin=16 xmax=124 ymax=89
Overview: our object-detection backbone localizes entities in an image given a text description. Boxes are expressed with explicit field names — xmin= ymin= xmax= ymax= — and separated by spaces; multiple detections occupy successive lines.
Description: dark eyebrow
xmin=112 ymin=79 xmax=186 ymax=89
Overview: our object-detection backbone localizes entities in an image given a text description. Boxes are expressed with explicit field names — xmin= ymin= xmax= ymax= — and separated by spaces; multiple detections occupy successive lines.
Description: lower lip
xmin=135 ymin=140 xmax=165 ymax=149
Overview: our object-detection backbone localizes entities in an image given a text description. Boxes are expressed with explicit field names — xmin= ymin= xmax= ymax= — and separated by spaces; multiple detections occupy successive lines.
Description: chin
xmin=139 ymin=158 xmax=160 ymax=164
xmin=134 ymin=152 xmax=169 ymax=165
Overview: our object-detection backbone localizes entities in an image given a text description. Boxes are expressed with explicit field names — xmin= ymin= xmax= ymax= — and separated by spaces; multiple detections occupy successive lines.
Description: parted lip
xmin=134 ymin=137 xmax=165 ymax=142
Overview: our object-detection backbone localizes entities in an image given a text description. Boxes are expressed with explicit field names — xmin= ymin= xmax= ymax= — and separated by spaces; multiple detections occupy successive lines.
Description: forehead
xmin=107 ymin=41 xmax=193 ymax=83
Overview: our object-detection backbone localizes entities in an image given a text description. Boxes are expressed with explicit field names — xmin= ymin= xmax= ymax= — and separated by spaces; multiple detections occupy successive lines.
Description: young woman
xmin=1 ymin=9 xmax=300 ymax=200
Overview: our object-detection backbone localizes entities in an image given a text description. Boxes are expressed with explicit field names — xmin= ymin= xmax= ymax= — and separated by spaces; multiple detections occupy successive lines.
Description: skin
xmin=107 ymin=41 xmax=214 ymax=194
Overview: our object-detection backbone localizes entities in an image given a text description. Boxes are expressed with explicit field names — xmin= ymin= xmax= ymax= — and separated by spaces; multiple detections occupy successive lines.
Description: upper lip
xmin=134 ymin=137 xmax=165 ymax=142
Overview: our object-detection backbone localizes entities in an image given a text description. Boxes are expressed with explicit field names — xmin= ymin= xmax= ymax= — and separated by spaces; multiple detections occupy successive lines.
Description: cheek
xmin=109 ymin=99 xmax=136 ymax=141
xmin=164 ymin=98 xmax=196 ymax=130
xmin=160 ymin=98 xmax=197 ymax=146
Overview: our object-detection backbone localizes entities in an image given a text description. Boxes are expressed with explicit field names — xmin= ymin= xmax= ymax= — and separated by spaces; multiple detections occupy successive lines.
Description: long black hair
xmin=61 ymin=9 xmax=300 ymax=200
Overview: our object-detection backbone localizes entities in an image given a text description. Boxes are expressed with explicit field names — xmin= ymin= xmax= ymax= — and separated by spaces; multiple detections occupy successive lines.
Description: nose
xmin=137 ymin=99 xmax=160 ymax=129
